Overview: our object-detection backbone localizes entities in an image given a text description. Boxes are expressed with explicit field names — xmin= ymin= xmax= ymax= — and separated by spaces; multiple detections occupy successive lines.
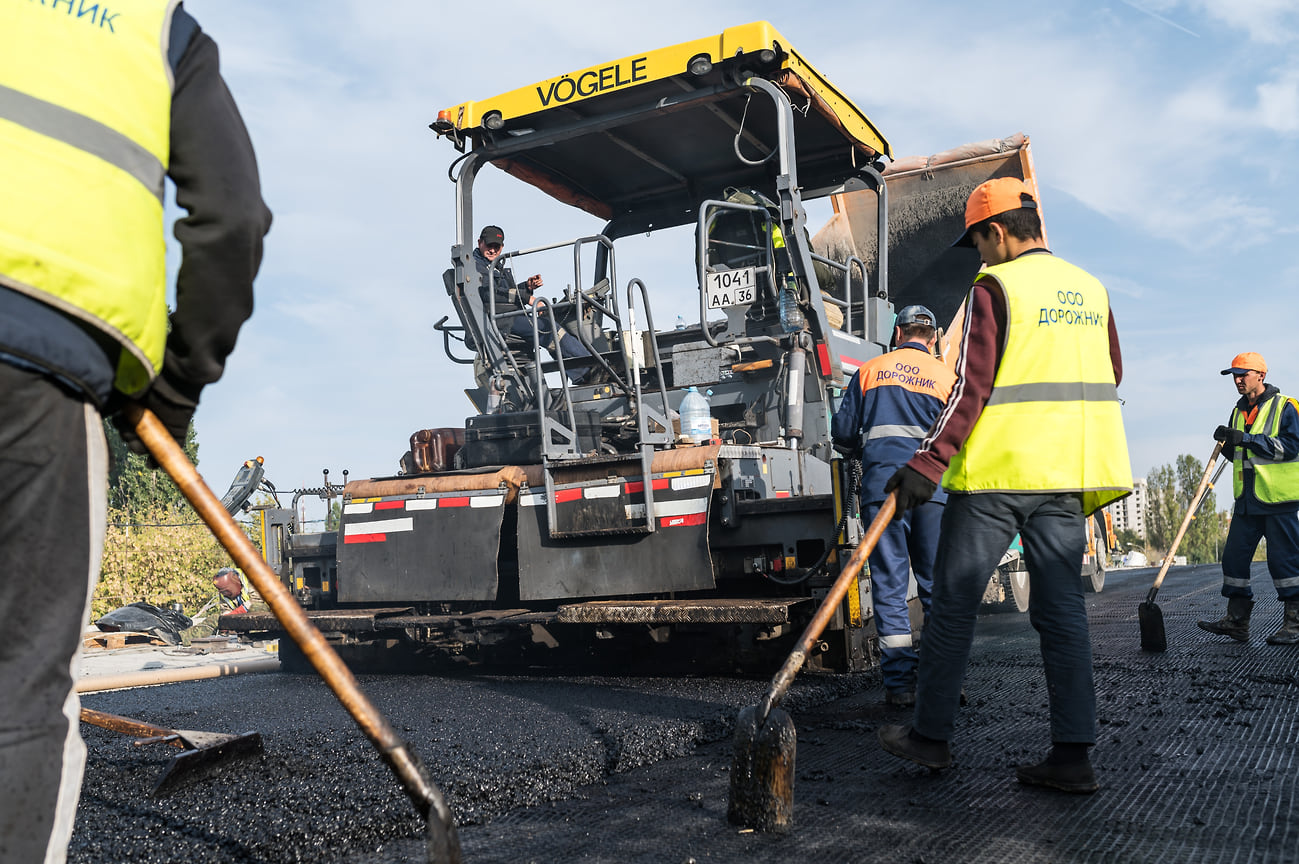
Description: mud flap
xmin=517 ymin=470 xmax=716 ymax=600
xmin=336 ymin=489 xmax=506 ymax=602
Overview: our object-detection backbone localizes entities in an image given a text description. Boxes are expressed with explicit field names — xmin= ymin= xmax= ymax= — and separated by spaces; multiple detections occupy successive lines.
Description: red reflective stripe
xmin=774 ymin=490 xmax=790 ymax=498
xmin=624 ymin=478 xmax=670 ymax=495
xmin=660 ymin=512 xmax=707 ymax=528
xmin=375 ymin=500 xmax=405 ymax=510
xmin=816 ymin=343 xmax=832 ymax=376
xmin=344 ymin=533 xmax=386 ymax=544
xmin=439 ymin=497 xmax=470 ymax=508
xmin=555 ymin=488 xmax=582 ymax=503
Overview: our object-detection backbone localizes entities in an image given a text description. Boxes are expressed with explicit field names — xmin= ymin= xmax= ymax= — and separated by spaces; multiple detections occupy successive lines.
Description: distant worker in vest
xmin=213 ymin=567 xmax=265 ymax=616
xmin=831 ymin=305 xmax=955 ymax=708
xmin=473 ymin=225 xmax=593 ymax=382
xmin=1197 ymin=352 xmax=1299 ymax=646
xmin=876 ymin=178 xmax=1131 ymax=795
xmin=0 ymin=4 xmax=271 ymax=860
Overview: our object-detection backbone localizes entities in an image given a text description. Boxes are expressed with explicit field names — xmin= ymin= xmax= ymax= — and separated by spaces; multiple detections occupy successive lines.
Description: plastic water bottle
xmin=679 ymin=386 xmax=712 ymax=443
xmin=778 ymin=278 xmax=804 ymax=333
xmin=675 ymin=315 xmax=687 ymax=331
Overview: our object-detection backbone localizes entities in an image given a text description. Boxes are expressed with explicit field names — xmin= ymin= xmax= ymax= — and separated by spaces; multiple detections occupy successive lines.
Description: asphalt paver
xmin=70 ymin=562 xmax=1298 ymax=863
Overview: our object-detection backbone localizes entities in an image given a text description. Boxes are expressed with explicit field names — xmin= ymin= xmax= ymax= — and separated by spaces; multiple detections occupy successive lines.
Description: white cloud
xmin=1173 ymin=0 xmax=1299 ymax=44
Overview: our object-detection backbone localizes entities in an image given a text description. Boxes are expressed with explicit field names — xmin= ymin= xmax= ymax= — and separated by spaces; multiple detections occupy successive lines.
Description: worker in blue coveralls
xmin=832 ymin=305 xmax=956 ymax=706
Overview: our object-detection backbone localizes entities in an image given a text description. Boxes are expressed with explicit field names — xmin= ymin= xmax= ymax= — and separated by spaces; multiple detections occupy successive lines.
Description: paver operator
xmin=1197 ymin=352 xmax=1299 ymax=646
xmin=831 ymin=305 xmax=955 ymax=708
xmin=876 ymin=177 xmax=1131 ymax=794
xmin=0 ymin=3 xmax=271 ymax=860
xmin=473 ymin=224 xmax=592 ymax=381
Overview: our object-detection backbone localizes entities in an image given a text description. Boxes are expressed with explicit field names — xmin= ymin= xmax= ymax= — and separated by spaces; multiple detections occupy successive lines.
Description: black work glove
xmin=884 ymin=465 xmax=937 ymax=518
xmin=113 ymin=376 xmax=198 ymax=458
xmin=1213 ymin=425 xmax=1244 ymax=447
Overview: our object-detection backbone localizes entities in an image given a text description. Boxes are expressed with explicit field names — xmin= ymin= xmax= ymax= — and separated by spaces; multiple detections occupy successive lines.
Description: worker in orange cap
xmin=877 ymin=177 xmax=1131 ymax=794
xmin=1198 ymin=352 xmax=1299 ymax=645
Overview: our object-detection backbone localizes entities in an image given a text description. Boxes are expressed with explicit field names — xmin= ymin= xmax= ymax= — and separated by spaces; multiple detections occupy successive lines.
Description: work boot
xmin=1265 ymin=600 xmax=1299 ymax=645
xmin=1197 ymin=596 xmax=1253 ymax=643
xmin=878 ymin=724 xmax=951 ymax=769
xmin=1015 ymin=756 xmax=1099 ymax=794
xmin=885 ymin=689 xmax=916 ymax=708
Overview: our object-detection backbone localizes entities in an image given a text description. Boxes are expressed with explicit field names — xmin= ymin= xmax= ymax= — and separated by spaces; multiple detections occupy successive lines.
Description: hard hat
xmin=1221 ymin=352 xmax=1267 ymax=376
xmin=895 ymin=305 xmax=937 ymax=328
xmin=954 ymin=177 xmax=1038 ymax=247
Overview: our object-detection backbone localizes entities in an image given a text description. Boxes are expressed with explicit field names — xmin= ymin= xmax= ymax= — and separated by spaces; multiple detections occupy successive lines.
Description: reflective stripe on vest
xmin=1231 ymin=393 xmax=1299 ymax=505
xmin=942 ymin=253 xmax=1133 ymax=514
xmin=0 ymin=0 xmax=178 ymax=395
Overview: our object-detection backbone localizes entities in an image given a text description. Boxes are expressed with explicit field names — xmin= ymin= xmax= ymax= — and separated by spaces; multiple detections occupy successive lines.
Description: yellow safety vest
xmin=1231 ymin=393 xmax=1299 ymax=504
xmin=0 ymin=0 xmax=178 ymax=395
xmin=943 ymin=253 xmax=1132 ymax=514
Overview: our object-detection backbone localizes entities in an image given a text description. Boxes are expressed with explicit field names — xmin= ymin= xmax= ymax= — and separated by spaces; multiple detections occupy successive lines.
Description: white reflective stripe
xmin=344 ymin=517 xmax=413 ymax=535
xmin=1274 ymin=576 xmax=1299 ymax=588
xmin=669 ymin=474 xmax=712 ymax=491
xmin=626 ymin=498 xmax=712 ymax=521
xmin=1224 ymin=576 xmax=1252 ymax=588
xmin=520 ymin=493 xmax=545 ymax=507
xmin=53 ymin=404 xmax=107 ymax=855
xmin=878 ymin=633 xmax=913 ymax=648
xmin=0 ymin=83 xmax=166 ymax=202
xmin=406 ymin=499 xmax=438 ymax=511
xmin=655 ymin=499 xmax=708 ymax=517
xmin=584 ymin=485 xmax=622 ymax=499
xmin=985 ymin=381 xmax=1119 ymax=406
xmin=344 ymin=502 xmax=373 ymax=515
xmin=866 ymin=424 xmax=927 ymax=440
xmin=470 ymin=495 xmax=505 ymax=508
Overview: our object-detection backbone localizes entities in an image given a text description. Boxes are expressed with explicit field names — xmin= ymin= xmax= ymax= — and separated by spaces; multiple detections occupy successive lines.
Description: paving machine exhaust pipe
xmin=125 ymin=404 xmax=462 ymax=863
xmin=1139 ymin=441 xmax=1224 ymax=652
xmin=728 ymin=492 xmax=895 ymax=832
xmin=79 ymin=707 xmax=263 ymax=796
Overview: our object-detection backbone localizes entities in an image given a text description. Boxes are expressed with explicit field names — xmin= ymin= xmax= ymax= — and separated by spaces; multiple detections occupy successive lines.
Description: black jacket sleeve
xmin=157 ymin=16 xmax=272 ymax=410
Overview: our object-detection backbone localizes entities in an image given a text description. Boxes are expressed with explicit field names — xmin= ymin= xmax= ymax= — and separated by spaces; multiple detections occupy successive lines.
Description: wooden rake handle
xmin=756 ymin=492 xmax=896 ymax=726
xmin=125 ymin=404 xmax=462 ymax=862
xmin=1147 ymin=440 xmax=1224 ymax=600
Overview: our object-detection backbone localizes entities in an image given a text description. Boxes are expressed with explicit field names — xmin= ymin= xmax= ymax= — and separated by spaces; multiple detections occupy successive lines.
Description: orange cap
xmin=1221 ymin=352 xmax=1267 ymax=376
xmin=955 ymin=177 xmax=1038 ymax=246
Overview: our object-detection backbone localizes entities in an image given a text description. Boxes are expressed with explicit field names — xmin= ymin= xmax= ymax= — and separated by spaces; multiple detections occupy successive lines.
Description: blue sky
xmin=177 ymin=0 xmax=1298 ymax=521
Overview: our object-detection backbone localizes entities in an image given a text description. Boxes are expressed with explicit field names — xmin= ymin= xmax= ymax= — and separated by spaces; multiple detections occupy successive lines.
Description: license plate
xmin=704 ymin=267 xmax=757 ymax=309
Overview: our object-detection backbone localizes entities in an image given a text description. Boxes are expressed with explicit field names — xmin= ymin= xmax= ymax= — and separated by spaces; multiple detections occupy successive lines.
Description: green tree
xmin=1146 ymin=454 xmax=1230 ymax=564
xmin=103 ymin=418 xmax=199 ymax=514
xmin=1176 ymin=453 xmax=1219 ymax=564
xmin=1145 ymin=464 xmax=1178 ymax=554
xmin=1115 ymin=527 xmax=1143 ymax=553
xmin=325 ymin=501 xmax=342 ymax=531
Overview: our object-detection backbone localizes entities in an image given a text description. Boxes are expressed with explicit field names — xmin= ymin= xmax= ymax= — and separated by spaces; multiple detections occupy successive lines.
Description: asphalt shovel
xmin=728 ymin=492 xmax=896 ymax=832
xmin=79 ymin=707 xmax=263 ymax=796
xmin=126 ymin=404 xmax=462 ymax=863
xmin=1139 ymin=441 xmax=1224 ymax=652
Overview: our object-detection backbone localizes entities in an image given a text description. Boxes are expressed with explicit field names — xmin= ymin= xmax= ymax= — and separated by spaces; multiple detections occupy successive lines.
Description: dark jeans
xmin=505 ymin=314 xmax=591 ymax=382
xmin=0 ymin=363 xmax=106 ymax=862
xmin=865 ymin=498 xmax=940 ymax=693
xmin=1221 ymin=509 xmax=1299 ymax=601
xmin=914 ymin=491 xmax=1095 ymax=745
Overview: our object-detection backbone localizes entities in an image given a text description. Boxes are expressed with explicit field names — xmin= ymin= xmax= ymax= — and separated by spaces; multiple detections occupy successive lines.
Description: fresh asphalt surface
xmin=70 ymin=562 xmax=1297 ymax=863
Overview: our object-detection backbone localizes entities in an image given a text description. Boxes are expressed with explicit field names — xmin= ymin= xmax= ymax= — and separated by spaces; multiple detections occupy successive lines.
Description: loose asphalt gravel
xmin=70 ymin=562 xmax=1298 ymax=863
